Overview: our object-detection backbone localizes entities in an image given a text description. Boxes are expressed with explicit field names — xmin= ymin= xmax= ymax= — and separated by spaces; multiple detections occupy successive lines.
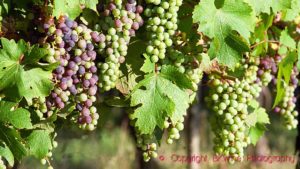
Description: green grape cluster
xmin=276 ymin=85 xmax=299 ymax=130
xmin=206 ymin=64 xmax=262 ymax=163
xmin=144 ymin=0 xmax=183 ymax=63
xmin=131 ymin=115 xmax=185 ymax=162
xmin=274 ymin=67 xmax=299 ymax=130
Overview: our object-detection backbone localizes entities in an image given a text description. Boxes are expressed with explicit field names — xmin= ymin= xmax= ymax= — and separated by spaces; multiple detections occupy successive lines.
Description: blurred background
xmin=18 ymin=87 xmax=299 ymax=169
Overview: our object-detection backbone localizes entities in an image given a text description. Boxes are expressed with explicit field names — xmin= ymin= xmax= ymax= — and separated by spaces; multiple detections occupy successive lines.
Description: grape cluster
xmin=95 ymin=0 xmax=144 ymax=91
xmin=205 ymin=64 xmax=262 ymax=163
xmin=144 ymin=0 xmax=183 ymax=63
xmin=256 ymin=55 xmax=280 ymax=86
xmin=274 ymin=67 xmax=299 ymax=129
xmin=131 ymin=115 xmax=185 ymax=162
xmin=42 ymin=16 xmax=99 ymax=130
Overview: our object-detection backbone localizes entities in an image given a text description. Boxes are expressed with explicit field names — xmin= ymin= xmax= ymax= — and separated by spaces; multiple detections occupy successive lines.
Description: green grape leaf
xmin=53 ymin=0 xmax=98 ymax=19
xmin=193 ymin=0 xmax=255 ymax=68
xmin=140 ymin=54 xmax=155 ymax=73
xmin=0 ymin=101 xmax=32 ymax=129
xmin=249 ymin=123 xmax=266 ymax=145
xmin=0 ymin=38 xmax=54 ymax=104
xmin=17 ymin=68 xmax=53 ymax=105
xmin=246 ymin=0 xmax=272 ymax=15
xmin=281 ymin=0 xmax=300 ymax=21
xmin=246 ymin=100 xmax=270 ymax=127
xmin=80 ymin=0 xmax=98 ymax=11
xmin=22 ymin=45 xmax=49 ymax=65
xmin=130 ymin=73 xmax=189 ymax=134
xmin=0 ymin=124 xmax=27 ymax=161
xmin=193 ymin=0 xmax=255 ymax=39
xmin=160 ymin=65 xmax=193 ymax=90
xmin=26 ymin=130 xmax=52 ymax=159
xmin=273 ymin=51 xmax=297 ymax=107
xmin=280 ymin=29 xmax=296 ymax=49
xmin=271 ymin=0 xmax=292 ymax=13
xmin=0 ymin=143 xmax=14 ymax=166
xmin=53 ymin=0 xmax=81 ymax=19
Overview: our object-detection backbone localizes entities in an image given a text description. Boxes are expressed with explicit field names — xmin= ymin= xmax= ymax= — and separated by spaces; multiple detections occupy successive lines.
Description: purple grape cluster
xmin=256 ymin=55 xmax=279 ymax=86
xmin=43 ymin=16 xmax=100 ymax=130
xmin=95 ymin=0 xmax=144 ymax=91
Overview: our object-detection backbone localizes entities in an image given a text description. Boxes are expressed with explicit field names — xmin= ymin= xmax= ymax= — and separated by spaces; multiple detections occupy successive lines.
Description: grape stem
xmin=250 ymin=40 xmax=279 ymax=49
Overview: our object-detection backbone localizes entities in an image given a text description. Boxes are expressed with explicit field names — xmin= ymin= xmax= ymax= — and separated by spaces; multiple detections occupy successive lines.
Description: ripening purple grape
xmin=87 ymin=51 xmax=96 ymax=60
xmin=83 ymin=80 xmax=90 ymax=88
xmin=58 ymin=23 xmax=66 ymax=29
xmin=74 ymin=56 xmax=81 ymax=63
xmin=56 ymin=66 xmax=65 ymax=74
xmin=85 ymin=116 xmax=92 ymax=124
xmin=71 ymin=34 xmax=78 ymax=41
xmin=65 ymin=19 xmax=74 ymax=28
xmin=85 ymin=99 xmax=93 ymax=107
xmin=115 ymin=19 xmax=122 ymax=28
xmin=136 ymin=5 xmax=143 ymax=14
xmin=257 ymin=69 xmax=264 ymax=76
xmin=57 ymin=102 xmax=65 ymax=109
xmin=132 ymin=22 xmax=139 ymax=30
xmin=55 ymin=97 xmax=62 ymax=104
xmin=69 ymin=85 xmax=77 ymax=95
xmin=90 ymin=66 xmax=97 ymax=73
xmin=108 ymin=3 xmax=116 ymax=10
xmin=88 ymin=86 xmax=97 ymax=96
xmin=68 ymin=61 xmax=76 ymax=69
xmin=43 ymin=23 xmax=50 ymax=30
xmin=87 ymin=43 xmax=94 ymax=51
xmin=66 ymin=69 xmax=74 ymax=76
xmin=60 ymin=82 xmax=68 ymax=90
xmin=78 ymin=66 xmax=86 ymax=75
xmin=82 ymin=107 xmax=90 ymax=116
xmin=99 ymin=34 xmax=106 ymax=42
xmin=76 ymin=104 xmax=83 ymax=111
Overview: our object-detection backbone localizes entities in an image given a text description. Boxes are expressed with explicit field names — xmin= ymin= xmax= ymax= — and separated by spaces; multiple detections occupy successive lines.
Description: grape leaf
xmin=281 ymin=0 xmax=300 ymax=21
xmin=273 ymin=51 xmax=297 ymax=107
xmin=130 ymin=70 xmax=189 ymax=134
xmin=80 ymin=0 xmax=98 ymax=11
xmin=193 ymin=0 xmax=255 ymax=68
xmin=0 ymin=38 xmax=54 ymax=104
xmin=246 ymin=100 xmax=270 ymax=127
xmin=246 ymin=0 xmax=272 ymax=15
xmin=193 ymin=0 xmax=255 ymax=39
xmin=140 ymin=54 xmax=155 ymax=73
xmin=160 ymin=65 xmax=193 ymax=90
xmin=26 ymin=130 xmax=52 ymax=159
xmin=0 ymin=143 xmax=14 ymax=166
xmin=53 ymin=0 xmax=98 ymax=19
xmin=271 ymin=0 xmax=292 ymax=13
xmin=17 ymin=68 xmax=53 ymax=104
xmin=0 ymin=101 xmax=32 ymax=129
xmin=249 ymin=123 xmax=266 ymax=145
xmin=53 ymin=0 xmax=81 ymax=19
xmin=280 ymin=29 xmax=296 ymax=49
xmin=0 ymin=124 xmax=27 ymax=161
xmin=22 ymin=45 xmax=49 ymax=65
